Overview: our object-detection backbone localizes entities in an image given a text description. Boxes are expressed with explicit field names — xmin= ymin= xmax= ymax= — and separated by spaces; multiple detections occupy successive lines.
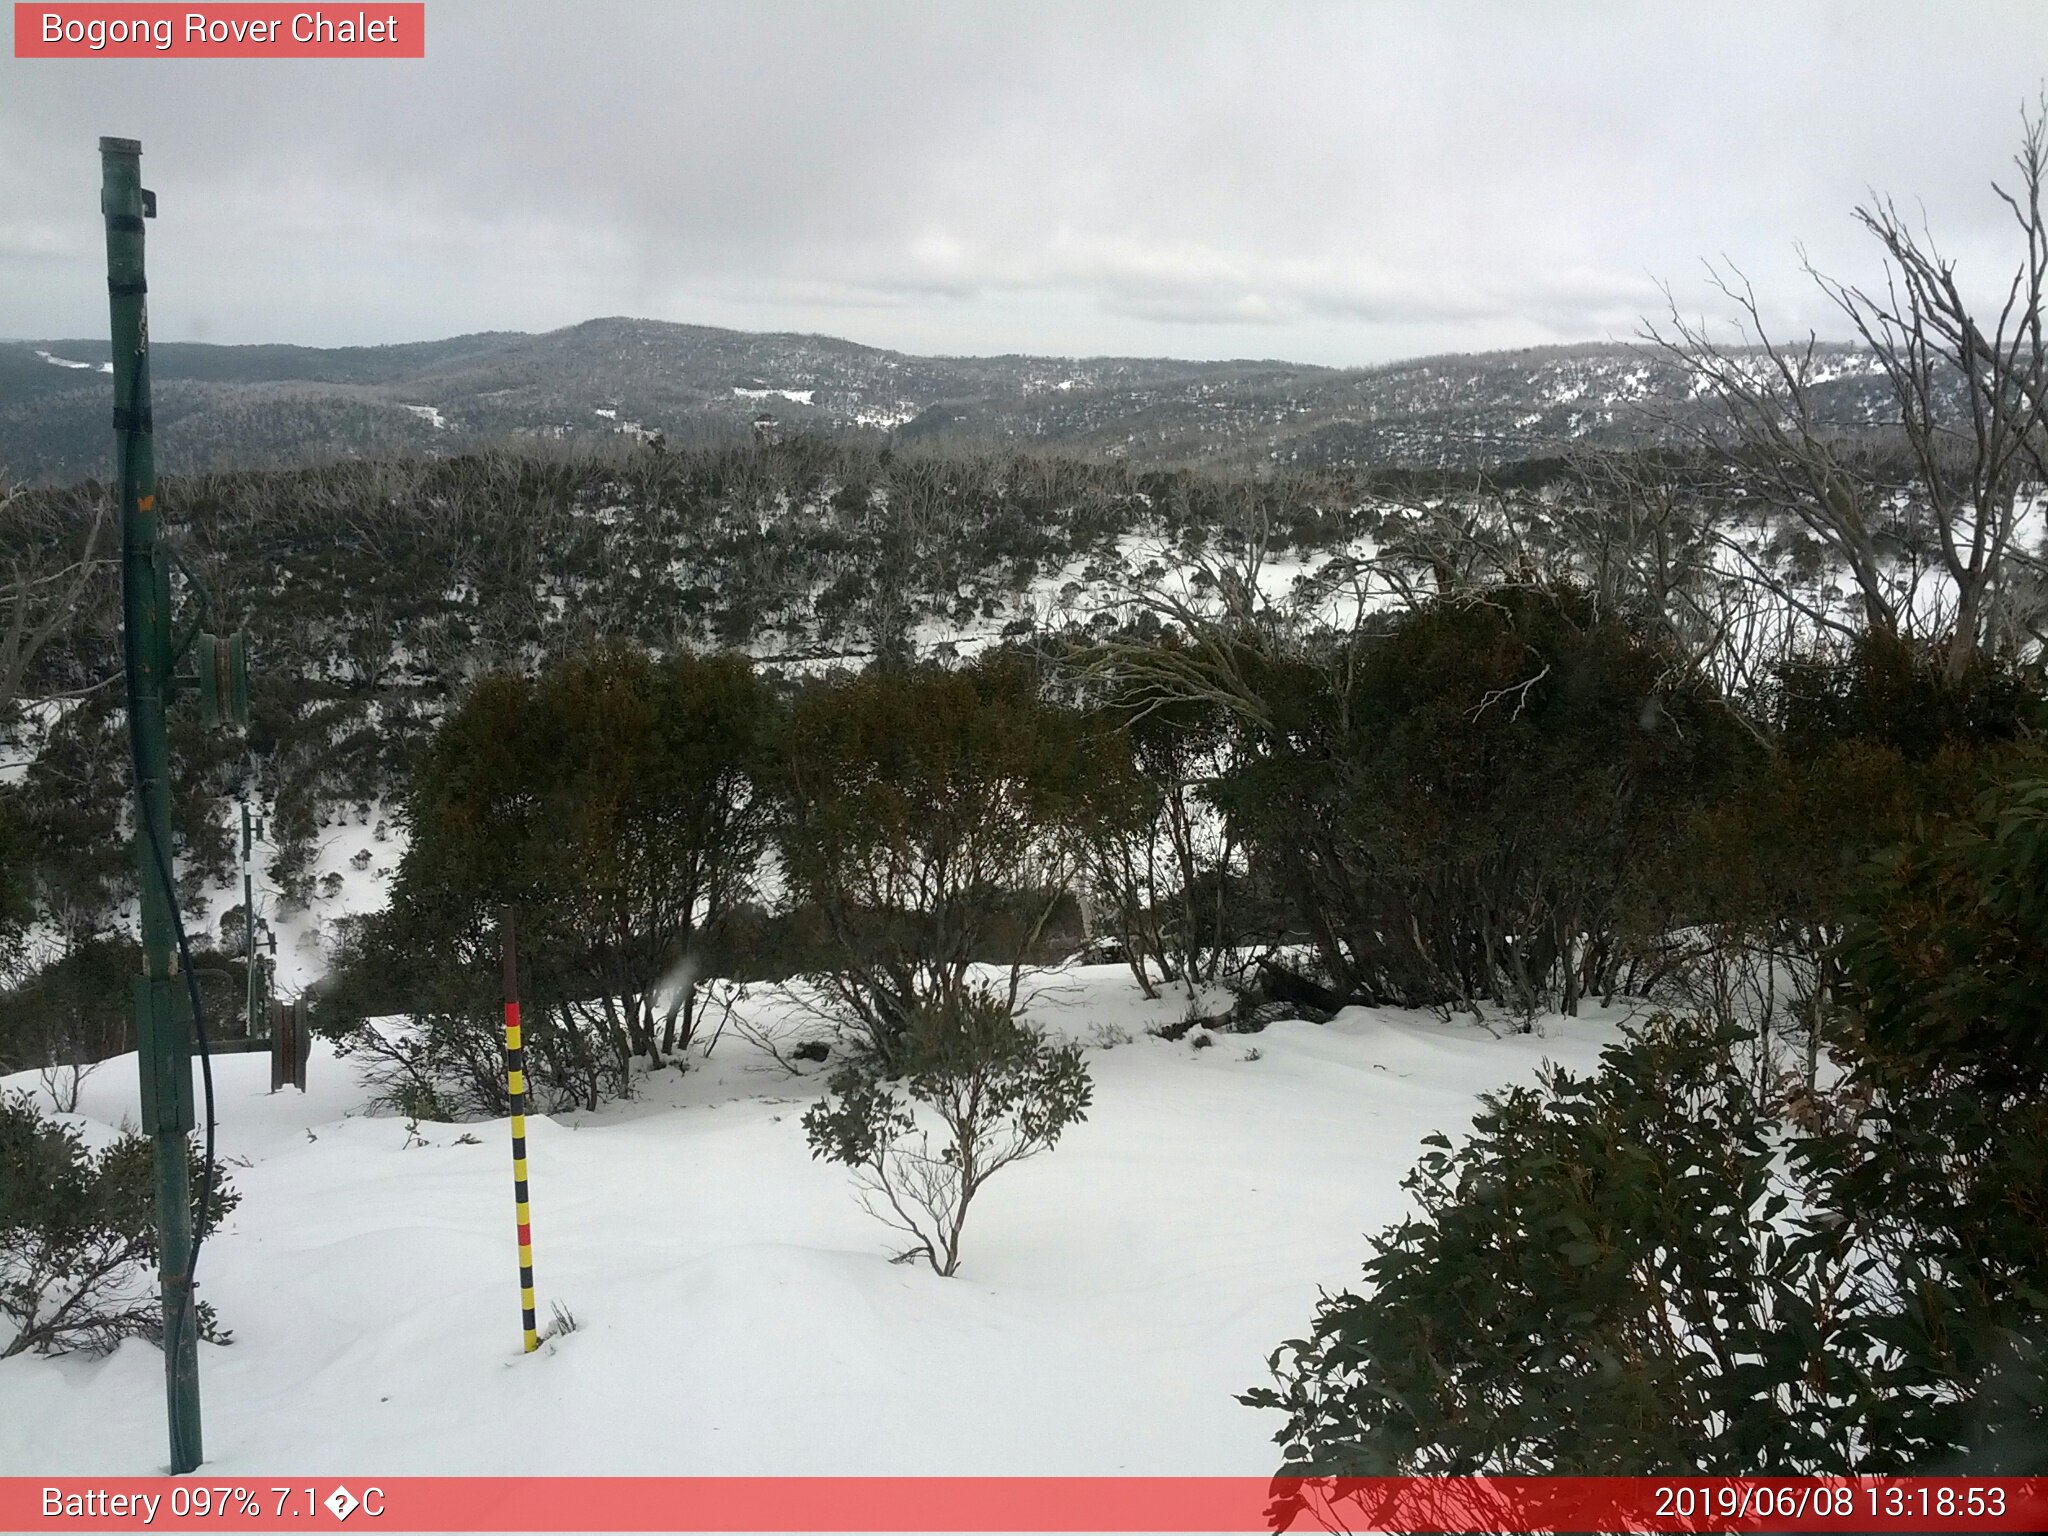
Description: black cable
xmin=116 ymin=353 xmax=219 ymax=1358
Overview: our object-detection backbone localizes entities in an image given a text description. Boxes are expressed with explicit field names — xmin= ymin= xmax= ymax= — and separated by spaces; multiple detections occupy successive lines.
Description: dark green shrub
xmin=1075 ymin=656 xmax=1244 ymax=998
xmin=1773 ymin=630 xmax=2044 ymax=765
xmin=0 ymin=789 xmax=30 ymax=979
xmin=0 ymin=933 xmax=253 ymax=1076
xmin=1640 ymin=632 xmax=2048 ymax=1076
xmin=1243 ymin=1017 xmax=1856 ymax=1474
xmin=326 ymin=643 xmax=778 ymax=1112
xmin=1245 ymin=771 xmax=2048 ymax=1478
xmin=1810 ymin=774 xmax=2048 ymax=1468
xmin=0 ymin=1091 xmax=239 ymax=1358
xmin=1214 ymin=582 xmax=1755 ymax=1013
xmin=774 ymin=655 xmax=1108 ymax=1064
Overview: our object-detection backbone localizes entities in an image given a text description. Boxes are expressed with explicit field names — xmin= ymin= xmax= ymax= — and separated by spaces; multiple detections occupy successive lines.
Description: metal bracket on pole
xmin=194 ymin=631 xmax=250 ymax=727
xmin=134 ymin=976 xmax=194 ymax=1135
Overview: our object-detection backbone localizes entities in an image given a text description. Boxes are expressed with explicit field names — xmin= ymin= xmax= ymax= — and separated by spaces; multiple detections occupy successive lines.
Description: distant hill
xmin=0 ymin=317 xmax=1896 ymax=484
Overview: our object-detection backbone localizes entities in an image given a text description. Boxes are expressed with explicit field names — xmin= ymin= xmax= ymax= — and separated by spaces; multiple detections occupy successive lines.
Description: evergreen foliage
xmin=1074 ymin=662 xmax=1243 ymax=998
xmin=1245 ymin=769 xmax=2048 ymax=1476
xmin=0 ymin=1091 xmax=239 ymax=1358
xmin=329 ymin=644 xmax=776 ymax=1112
xmin=774 ymin=653 xmax=1110 ymax=1064
xmin=1213 ymin=582 xmax=1756 ymax=1014
xmin=1244 ymin=1016 xmax=1857 ymax=1474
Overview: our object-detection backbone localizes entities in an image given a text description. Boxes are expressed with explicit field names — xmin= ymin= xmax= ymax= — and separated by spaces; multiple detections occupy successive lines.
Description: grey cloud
xmin=3 ymin=1 xmax=2045 ymax=364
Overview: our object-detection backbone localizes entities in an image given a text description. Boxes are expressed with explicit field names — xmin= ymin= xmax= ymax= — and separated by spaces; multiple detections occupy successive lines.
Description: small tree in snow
xmin=803 ymin=990 xmax=1092 ymax=1277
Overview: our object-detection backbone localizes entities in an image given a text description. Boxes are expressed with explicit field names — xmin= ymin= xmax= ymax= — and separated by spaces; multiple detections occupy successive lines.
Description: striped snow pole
xmin=502 ymin=908 xmax=539 ymax=1353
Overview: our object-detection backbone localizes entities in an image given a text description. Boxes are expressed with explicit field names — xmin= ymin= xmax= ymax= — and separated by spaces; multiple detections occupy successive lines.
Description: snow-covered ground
xmin=0 ymin=966 xmax=1627 ymax=1476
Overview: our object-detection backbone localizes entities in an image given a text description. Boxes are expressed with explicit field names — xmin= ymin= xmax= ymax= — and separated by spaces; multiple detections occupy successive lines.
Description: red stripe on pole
xmin=517 ymin=1222 xmax=531 ymax=1244
xmin=6 ymin=1477 xmax=2048 ymax=1532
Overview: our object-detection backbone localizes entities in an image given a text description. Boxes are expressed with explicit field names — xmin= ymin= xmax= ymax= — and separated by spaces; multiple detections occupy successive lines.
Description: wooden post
xmin=269 ymin=999 xmax=286 ymax=1094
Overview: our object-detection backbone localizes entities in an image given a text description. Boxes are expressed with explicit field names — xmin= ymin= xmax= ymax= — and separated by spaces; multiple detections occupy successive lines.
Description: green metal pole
xmin=102 ymin=134 xmax=203 ymax=1475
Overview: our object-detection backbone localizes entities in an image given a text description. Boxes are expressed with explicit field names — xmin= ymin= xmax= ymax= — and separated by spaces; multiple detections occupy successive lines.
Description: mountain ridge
xmin=0 ymin=317 xmax=1891 ymax=485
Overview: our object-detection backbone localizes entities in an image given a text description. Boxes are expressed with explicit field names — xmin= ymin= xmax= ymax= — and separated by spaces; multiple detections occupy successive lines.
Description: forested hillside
xmin=1 ymin=323 xmax=1906 ymax=484
xmin=3 ymin=416 xmax=2037 ymax=1008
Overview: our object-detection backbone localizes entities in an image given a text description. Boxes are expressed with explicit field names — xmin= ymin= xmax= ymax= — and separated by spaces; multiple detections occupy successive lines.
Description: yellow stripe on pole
xmin=502 ymin=908 xmax=538 ymax=1355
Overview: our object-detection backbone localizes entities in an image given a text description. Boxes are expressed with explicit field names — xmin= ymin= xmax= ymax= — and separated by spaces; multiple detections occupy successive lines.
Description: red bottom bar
xmin=8 ymin=1476 xmax=2048 ymax=1533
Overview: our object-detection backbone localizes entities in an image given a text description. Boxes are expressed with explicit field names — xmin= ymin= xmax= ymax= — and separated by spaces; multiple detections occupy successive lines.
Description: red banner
xmin=13 ymin=5 xmax=424 ymax=58
xmin=6 ymin=1476 xmax=2048 ymax=1532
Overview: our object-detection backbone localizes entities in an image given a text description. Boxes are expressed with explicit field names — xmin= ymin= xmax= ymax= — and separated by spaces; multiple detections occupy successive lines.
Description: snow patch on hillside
xmin=34 ymin=349 xmax=111 ymax=374
xmin=851 ymin=401 xmax=919 ymax=430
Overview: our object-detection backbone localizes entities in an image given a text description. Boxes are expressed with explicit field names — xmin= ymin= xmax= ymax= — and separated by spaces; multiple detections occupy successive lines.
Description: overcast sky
xmin=4 ymin=1 xmax=2046 ymax=366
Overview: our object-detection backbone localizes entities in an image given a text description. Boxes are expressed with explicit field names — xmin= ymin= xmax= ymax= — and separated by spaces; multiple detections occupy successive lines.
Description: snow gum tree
xmin=772 ymin=653 xmax=1107 ymax=1066
xmin=803 ymin=990 xmax=1092 ymax=1277
xmin=330 ymin=643 xmax=776 ymax=1111
xmin=1650 ymin=100 xmax=2048 ymax=680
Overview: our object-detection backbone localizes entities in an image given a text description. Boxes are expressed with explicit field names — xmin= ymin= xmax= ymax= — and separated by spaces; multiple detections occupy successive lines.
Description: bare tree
xmin=1546 ymin=450 xmax=1813 ymax=733
xmin=0 ymin=482 xmax=108 ymax=721
xmin=1648 ymin=99 xmax=2048 ymax=680
xmin=1810 ymin=98 xmax=2048 ymax=676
